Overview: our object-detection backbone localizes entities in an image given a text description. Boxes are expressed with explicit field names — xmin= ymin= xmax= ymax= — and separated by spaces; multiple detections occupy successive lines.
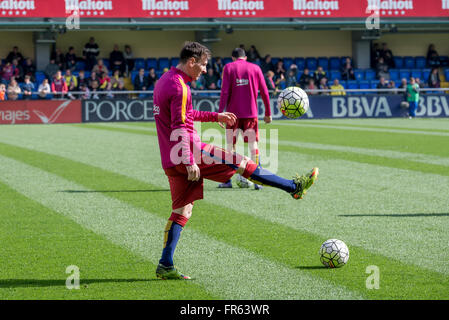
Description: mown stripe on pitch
xmin=0 ymin=180 xmax=214 ymax=300
xmin=0 ymin=153 xmax=359 ymax=300
xmin=76 ymin=123 xmax=449 ymax=174
xmin=1 ymin=124 xmax=448 ymax=275
xmin=0 ymin=143 xmax=447 ymax=299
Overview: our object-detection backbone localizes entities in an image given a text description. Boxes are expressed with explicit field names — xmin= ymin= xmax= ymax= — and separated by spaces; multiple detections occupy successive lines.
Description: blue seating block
xmin=317 ymin=57 xmax=329 ymax=70
xmin=306 ymin=57 xmax=318 ymax=70
xmin=146 ymin=58 xmax=157 ymax=70
xmin=329 ymin=57 xmax=341 ymax=70
xmin=158 ymin=58 xmax=170 ymax=71
xmin=294 ymin=57 xmax=305 ymax=70
xmin=403 ymin=56 xmax=415 ymax=69
xmin=365 ymin=70 xmax=376 ymax=80
xmin=394 ymin=57 xmax=404 ymax=69
xmin=415 ymin=56 xmax=426 ymax=69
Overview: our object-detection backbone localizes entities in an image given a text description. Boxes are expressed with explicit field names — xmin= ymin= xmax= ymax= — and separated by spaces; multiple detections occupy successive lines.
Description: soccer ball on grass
xmin=319 ymin=239 xmax=349 ymax=268
xmin=277 ymin=86 xmax=310 ymax=119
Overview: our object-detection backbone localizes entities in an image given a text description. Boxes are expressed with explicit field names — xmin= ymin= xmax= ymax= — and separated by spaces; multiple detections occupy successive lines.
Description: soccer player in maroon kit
xmin=154 ymin=42 xmax=318 ymax=280
xmin=217 ymin=47 xmax=272 ymax=190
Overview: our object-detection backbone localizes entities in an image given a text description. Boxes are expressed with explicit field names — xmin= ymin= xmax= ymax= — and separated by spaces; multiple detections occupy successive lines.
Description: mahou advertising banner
xmin=0 ymin=100 xmax=81 ymax=124
xmin=0 ymin=0 xmax=447 ymax=18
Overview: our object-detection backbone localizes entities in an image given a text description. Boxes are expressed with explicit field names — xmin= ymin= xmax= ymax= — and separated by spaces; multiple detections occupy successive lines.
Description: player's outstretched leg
xmin=238 ymin=159 xmax=319 ymax=200
xmin=156 ymin=207 xmax=192 ymax=280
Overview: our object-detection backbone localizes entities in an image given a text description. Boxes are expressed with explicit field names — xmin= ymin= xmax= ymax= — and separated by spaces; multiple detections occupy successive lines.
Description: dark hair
xmin=179 ymin=41 xmax=211 ymax=64
xmin=232 ymin=48 xmax=246 ymax=58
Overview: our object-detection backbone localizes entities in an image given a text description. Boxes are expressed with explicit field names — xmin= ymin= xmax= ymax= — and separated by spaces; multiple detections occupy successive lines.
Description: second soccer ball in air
xmin=278 ymin=86 xmax=310 ymax=119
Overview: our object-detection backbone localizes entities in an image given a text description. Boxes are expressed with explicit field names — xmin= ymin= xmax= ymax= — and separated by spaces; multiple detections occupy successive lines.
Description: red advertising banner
xmin=0 ymin=0 xmax=448 ymax=18
xmin=0 ymin=100 xmax=81 ymax=125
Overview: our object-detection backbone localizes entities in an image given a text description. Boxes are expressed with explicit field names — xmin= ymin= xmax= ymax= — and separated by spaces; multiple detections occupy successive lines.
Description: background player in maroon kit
xmin=153 ymin=42 xmax=318 ymax=280
xmin=217 ymin=48 xmax=272 ymax=190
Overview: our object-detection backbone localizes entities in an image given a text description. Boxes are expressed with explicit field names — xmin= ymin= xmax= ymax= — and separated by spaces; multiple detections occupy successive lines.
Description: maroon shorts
xmin=226 ymin=118 xmax=259 ymax=144
xmin=164 ymin=143 xmax=253 ymax=210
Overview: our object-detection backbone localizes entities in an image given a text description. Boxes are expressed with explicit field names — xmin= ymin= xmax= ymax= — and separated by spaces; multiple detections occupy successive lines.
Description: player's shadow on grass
xmin=0 ymin=278 xmax=158 ymax=288
xmin=339 ymin=213 xmax=449 ymax=218
xmin=59 ymin=189 xmax=170 ymax=194
xmin=294 ymin=266 xmax=327 ymax=270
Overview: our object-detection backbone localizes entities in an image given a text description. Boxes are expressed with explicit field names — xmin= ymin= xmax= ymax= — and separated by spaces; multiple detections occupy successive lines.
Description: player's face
xmin=190 ymin=55 xmax=208 ymax=81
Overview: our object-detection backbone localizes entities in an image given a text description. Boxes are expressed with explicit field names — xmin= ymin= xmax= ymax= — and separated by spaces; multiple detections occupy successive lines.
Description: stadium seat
xmin=102 ymin=59 xmax=110 ymax=69
xmin=422 ymin=68 xmax=431 ymax=81
xmin=305 ymin=57 xmax=318 ymax=70
xmin=134 ymin=58 xmax=146 ymax=70
xmin=75 ymin=61 xmax=86 ymax=71
xmin=393 ymin=56 xmax=404 ymax=69
xmin=354 ymin=69 xmax=364 ymax=81
xmin=389 ymin=69 xmax=399 ymax=81
xmin=329 ymin=70 xmax=341 ymax=80
xmin=341 ymin=56 xmax=350 ymax=66
xmin=403 ymin=56 xmax=415 ymax=69
xmin=415 ymin=56 xmax=426 ymax=69
xmin=171 ymin=57 xmax=180 ymax=67
xmin=365 ymin=69 xmax=376 ymax=81
xmin=440 ymin=56 xmax=449 ymax=67
xmin=84 ymin=71 xmax=91 ymax=79
xmin=271 ymin=57 xmax=281 ymax=66
xmin=329 ymin=57 xmax=340 ymax=70
xmin=146 ymin=58 xmax=158 ymax=70
xmin=359 ymin=80 xmax=371 ymax=94
xmin=444 ymin=69 xmax=449 ymax=81
xmin=317 ymin=57 xmax=329 ymax=70
xmin=347 ymin=80 xmax=358 ymax=94
xmin=399 ymin=69 xmax=411 ymax=79
xmin=370 ymin=80 xmax=379 ymax=89
xmin=294 ymin=57 xmax=305 ymax=70
xmin=283 ymin=57 xmax=294 ymax=70
xmin=35 ymin=71 xmax=46 ymax=84
xmin=158 ymin=58 xmax=170 ymax=71
xmin=339 ymin=80 xmax=347 ymax=89
xmin=411 ymin=69 xmax=422 ymax=80
xmin=223 ymin=57 xmax=232 ymax=65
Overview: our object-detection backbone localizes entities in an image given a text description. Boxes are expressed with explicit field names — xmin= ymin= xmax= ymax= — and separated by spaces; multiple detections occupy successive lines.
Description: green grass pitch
xmin=0 ymin=118 xmax=448 ymax=300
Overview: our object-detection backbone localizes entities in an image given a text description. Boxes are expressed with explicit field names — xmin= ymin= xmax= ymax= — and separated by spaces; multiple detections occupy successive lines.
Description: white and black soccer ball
xmin=319 ymin=239 xmax=349 ymax=268
xmin=277 ymin=86 xmax=309 ymax=119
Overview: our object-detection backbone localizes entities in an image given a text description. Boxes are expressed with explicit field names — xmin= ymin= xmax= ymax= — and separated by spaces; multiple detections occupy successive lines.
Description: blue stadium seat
xmin=158 ymin=58 xmax=170 ymax=71
xmin=415 ymin=56 xmax=426 ymax=69
xmin=341 ymin=56 xmax=350 ymax=66
xmin=354 ymin=69 xmax=364 ymax=81
xmin=329 ymin=57 xmax=340 ymax=70
xmin=283 ymin=57 xmax=294 ymax=70
xmin=317 ymin=57 xmax=329 ymax=70
xmin=339 ymin=80 xmax=347 ymax=89
xmin=75 ymin=61 xmax=86 ymax=71
xmin=403 ymin=56 xmax=415 ymax=69
xmin=359 ymin=80 xmax=371 ymax=94
xmin=146 ymin=58 xmax=157 ymax=70
xmin=171 ymin=57 xmax=180 ymax=67
xmin=134 ymin=58 xmax=146 ymax=70
xmin=389 ymin=69 xmax=399 ymax=81
xmin=365 ymin=69 xmax=376 ymax=81
xmin=444 ymin=69 xmax=449 ymax=81
xmin=35 ymin=72 xmax=46 ymax=84
xmin=411 ymin=69 xmax=422 ymax=80
xmin=330 ymin=70 xmax=341 ymax=80
xmin=347 ymin=80 xmax=358 ymax=94
xmin=84 ymin=71 xmax=91 ymax=79
xmin=393 ymin=57 xmax=404 ymax=69
xmin=294 ymin=57 xmax=305 ymax=70
xmin=370 ymin=80 xmax=379 ymax=89
xmin=305 ymin=57 xmax=317 ymax=70
xmin=223 ymin=57 xmax=232 ymax=65
xmin=440 ymin=56 xmax=449 ymax=67
xmin=422 ymin=68 xmax=431 ymax=81
xmin=102 ymin=59 xmax=110 ymax=69
xmin=271 ymin=57 xmax=281 ymax=66
xmin=399 ymin=69 xmax=411 ymax=80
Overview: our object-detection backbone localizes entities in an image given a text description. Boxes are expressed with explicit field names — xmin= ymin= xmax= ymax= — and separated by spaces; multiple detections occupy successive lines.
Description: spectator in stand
xmin=380 ymin=43 xmax=394 ymax=67
xmin=330 ymin=79 xmax=346 ymax=96
xmin=274 ymin=60 xmax=286 ymax=80
xmin=65 ymin=47 xmax=78 ymax=72
xmin=376 ymin=76 xmax=390 ymax=93
xmin=371 ymin=43 xmax=382 ymax=69
xmin=133 ymin=68 xmax=149 ymax=91
xmin=247 ymin=45 xmax=261 ymax=63
xmin=110 ymin=70 xmax=123 ymax=90
xmin=298 ymin=68 xmax=313 ymax=89
xmin=318 ymin=77 xmax=329 ymax=95
xmin=285 ymin=69 xmax=297 ymax=87
xmin=64 ymin=69 xmax=78 ymax=89
xmin=123 ymin=45 xmax=134 ymax=76
xmin=77 ymin=70 xmax=88 ymax=89
xmin=23 ymin=58 xmax=36 ymax=82
xmin=341 ymin=58 xmax=355 ymax=80
xmin=376 ymin=57 xmax=390 ymax=80
xmin=204 ymin=67 xmax=220 ymax=89
xmin=90 ymin=80 xmax=100 ymax=99
xmin=99 ymin=71 xmax=112 ymax=91
xmin=196 ymin=74 xmax=206 ymax=90
xmin=313 ymin=66 xmax=327 ymax=85
xmin=88 ymin=71 xmax=99 ymax=89
xmin=288 ymin=64 xmax=299 ymax=78
xmin=45 ymin=59 xmax=59 ymax=81
xmin=415 ymin=77 xmax=425 ymax=90
xmin=264 ymin=70 xmax=277 ymax=96
xmin=426 ymin=44 xmax=440 ymax=68
xmin=260 ymin=55 xmax=275 ymax=74
xmin=428 ymin=68 xmax=440 ymax=88
xmin=213 ymin=57 xmax=224 ymax=75
xmin=398 ymin=78 xmax=408 ymax=101
xmin=79 ymin=83 xmax=91 ymax=100
xmin=51 ymin=48 xmax=65 ymax=70
xmin=6 ymin=46 xmax=23 ymax=64
xmin=407 ymin=77 xmax=420 ymax=118
xmin=388 ymin=80 xmax=397 ymax=94
xmin=83 ymin=37 xmax=100 ymax=72
xmin=1 ymin=61 xmax=14 ymax=83
xmin=147 ymin=67 xmax=158 ymax=89
xmin=7 ymin=78 xmax=21 ymax=100
xmin=38 ymin=78 xmax=51 ymax=99
xmin=11 ymin=58 xmax=23 ymax=82
xmin=22 ymin=75 xmax=35 ymax=100
xmin=305 ymin=78 xmax=319 ymax=95
xmin=113 ymin=80 xmax=127 ymax=99
xmin=51 ymin=71 xmax=68 ymax=99
xmin=110 ymin=44 xmax=126 ymax=76
xmin=0 ymin=83 xmax=6 ymax=100
xmin=92 ymin=59 xmax=109 ymax=76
